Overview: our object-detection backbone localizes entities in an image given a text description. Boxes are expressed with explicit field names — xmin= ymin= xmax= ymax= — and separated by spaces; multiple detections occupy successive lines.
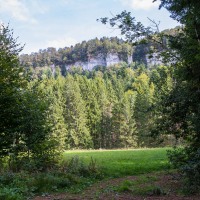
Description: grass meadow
xmin=63 ymin=148 xmax=170 ymax=177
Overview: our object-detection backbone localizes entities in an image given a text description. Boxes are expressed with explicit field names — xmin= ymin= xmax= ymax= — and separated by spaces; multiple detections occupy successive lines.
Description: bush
xmin=61 ymin=156 xmax=103 ymax=178
xmin=0 ymin=188 xmax=23 ymax=200
xmin=168 ymin=147 xmax=200 ymax=193
xmin=0 ymin=172 xmax=15 ymax=185
xmin=32 ymin=173 xmax=72 ymax=193
xmin=0 ymin=157 xmax=103 ymax=199
xmin=0 ymin=171 xmax=82 ymax=199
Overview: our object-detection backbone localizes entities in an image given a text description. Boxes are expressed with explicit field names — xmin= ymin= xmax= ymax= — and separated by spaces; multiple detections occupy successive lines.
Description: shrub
xmin=0 ymin=172 xmax=15 ymax=185
xmin=61 ymin=156 xmax=103 ymax=178
xmin=32 ymin=173 xmax=71 ymax=193
xmin=0 ymin=170 xmax=80 ymax=199
xmin=0 ymin=188 xmax=23 ymax=200
xmin=168 ymin=147 xmax=200 ymax=193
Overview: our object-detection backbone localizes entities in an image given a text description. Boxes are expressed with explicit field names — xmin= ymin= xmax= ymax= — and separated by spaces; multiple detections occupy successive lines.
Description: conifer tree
xmin=133 ymin=73 xmax=155 ymax=146
xmin=119 ymin=90 xmax=138 ymax=148
xmin=44 ymin=76 xmax=67 ymax=153
xmin=64 ymin=75 xmax=92 ymax=149
xmin=94 ymin=76 xmax=111 ymax=148
xmin=76 ymin=75 xmax=101 ymax=149
xmin=0 ymin=25 xmax=26 ymax=158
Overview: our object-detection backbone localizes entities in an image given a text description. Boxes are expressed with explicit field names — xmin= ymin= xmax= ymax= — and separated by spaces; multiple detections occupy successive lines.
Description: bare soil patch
xmin=33 ymin=172 xmax=200 ymax=200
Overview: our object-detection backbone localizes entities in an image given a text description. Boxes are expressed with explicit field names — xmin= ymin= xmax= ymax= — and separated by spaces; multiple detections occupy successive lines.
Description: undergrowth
xmin=113 ymin=174 xmax=166 ymax=196
xmin=0 ymin=156 xmax=102 ymax=200
xmin=0 ymin=148 xmax=170 ymax=199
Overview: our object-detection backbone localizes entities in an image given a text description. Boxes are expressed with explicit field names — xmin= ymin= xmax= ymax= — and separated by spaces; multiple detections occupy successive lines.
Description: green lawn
xmin=63 ymin=148 xmax=170 ymax=177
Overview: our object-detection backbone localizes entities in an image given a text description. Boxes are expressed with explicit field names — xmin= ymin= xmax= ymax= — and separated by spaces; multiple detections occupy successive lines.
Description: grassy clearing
xmin=63 ymin=148 xmax=170 ymax=177
xmin=0 ymin=148 xmax=171 ymax=199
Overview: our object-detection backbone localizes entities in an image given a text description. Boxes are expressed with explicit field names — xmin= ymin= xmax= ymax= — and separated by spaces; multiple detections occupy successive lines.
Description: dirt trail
xmin=33 ymin=173 xmax=200 ymax=200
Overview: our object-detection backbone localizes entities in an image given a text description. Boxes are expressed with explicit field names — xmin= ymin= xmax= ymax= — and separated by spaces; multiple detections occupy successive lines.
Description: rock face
xmin=106 ymin=53 xmax=120 ymax=66
xmin=146 ymin=53 xmax=163 ymax=67
xmin=65 ymin=51 xmax=163 ymax=71
xmin=66 ymin=53 xmax=132 ymax=70
xmin=87 ymin=53 xmax=106 ymax=70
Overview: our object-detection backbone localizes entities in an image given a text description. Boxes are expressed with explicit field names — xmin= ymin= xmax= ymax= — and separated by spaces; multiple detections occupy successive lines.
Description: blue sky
xmin=0 ymin=0 xmax=179 ymax=54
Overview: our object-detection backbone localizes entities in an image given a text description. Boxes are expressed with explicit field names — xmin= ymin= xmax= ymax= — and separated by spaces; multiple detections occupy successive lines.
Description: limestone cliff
xmin=20 ymin=37 xmax=164 ymax=74
xmin=66 ymin=52 xmax=132 ymax=71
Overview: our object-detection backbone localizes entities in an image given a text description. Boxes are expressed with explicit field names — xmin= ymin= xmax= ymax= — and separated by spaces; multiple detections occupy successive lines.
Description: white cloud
xmin=119 ymin=0 xmax=159 ymax=10
xmin=29 ymin=0 xmax=49 ymax=15
xmin=0 ymin=0 xmax=49 ymax=24
xmin=0 ymin=0 xmax=36 ymax=23
xmin=46 ymin=36 xmax=78 ymax=49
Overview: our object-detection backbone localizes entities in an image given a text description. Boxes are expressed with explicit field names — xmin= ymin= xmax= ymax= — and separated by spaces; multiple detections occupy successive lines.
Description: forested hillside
xmin=20 ymin=37 xmax=133 ymax=75
xmin=19 ymin=27 xmax=179 ymax=78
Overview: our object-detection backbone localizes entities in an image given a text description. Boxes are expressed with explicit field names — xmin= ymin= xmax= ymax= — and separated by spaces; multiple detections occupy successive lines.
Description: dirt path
xmin=33 ymin=173 xmax=200 ymax=200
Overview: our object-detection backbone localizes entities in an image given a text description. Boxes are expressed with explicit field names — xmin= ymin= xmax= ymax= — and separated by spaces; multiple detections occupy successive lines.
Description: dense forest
xmin=25 ymin=63 xmax=174 ymax=150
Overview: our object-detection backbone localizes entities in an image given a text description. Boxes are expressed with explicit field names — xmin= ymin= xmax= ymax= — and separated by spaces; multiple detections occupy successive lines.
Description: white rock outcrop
xmin=66 ymin=53 xmax=132 ymax=71
xmin=106 ymin=53 xmax=120 ymax=66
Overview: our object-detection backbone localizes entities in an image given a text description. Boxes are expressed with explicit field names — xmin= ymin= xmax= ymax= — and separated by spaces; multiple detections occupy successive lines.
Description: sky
xmin=0 ymin=0 xmax=179 ymax=54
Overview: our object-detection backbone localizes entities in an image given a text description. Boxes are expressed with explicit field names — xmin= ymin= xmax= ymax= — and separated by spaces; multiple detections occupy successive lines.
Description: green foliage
xmin=32 ymin=173 xmax=73 ymax=193
xmin=0 ymin=148 xmax=169 ymax=199
xmin=168 ymin=147 xmax=200 ymax=193
xmin=55 ymin=66 xmax=155 ymax=150
xmin=156 ymin=0 xmax=200 ymax=192
xmin=0 ymin=156 xmax=103 ymax=199
xmin=0 ymin=21 xmax=176 ymax=180
xmin=61 ymin=156 xmax=102 ymax=178
xmin=42 ymin=77 xmax=67 ymax=153
xmin=0 ymin=25 xmax=27 ymax=158
xmin=0 ymin=25 xmax=172 ymax=172
xmin=0 ymin=25 xmax=64 ymax=172
xmin=133 ymin=73 xmax=155 ymax=146
xmin=64 ymin=75 xmax=92 ymax=149
xmin=0 ymin=171 xmax=74 ymax=199
xmin=76 ymin=76 xmax=102 ymax=148
xmin=150 ymin=66 xmax=174 ymax=145
xmin=116 ymin=180 xmax=133 ymax=192
xmin=98 ymin=11 xmax=152 ymax=45
xmin=0 ymin=188 xmax=23 ymax=200
xmin=22 ymin=64 xmax=173 ymax=150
